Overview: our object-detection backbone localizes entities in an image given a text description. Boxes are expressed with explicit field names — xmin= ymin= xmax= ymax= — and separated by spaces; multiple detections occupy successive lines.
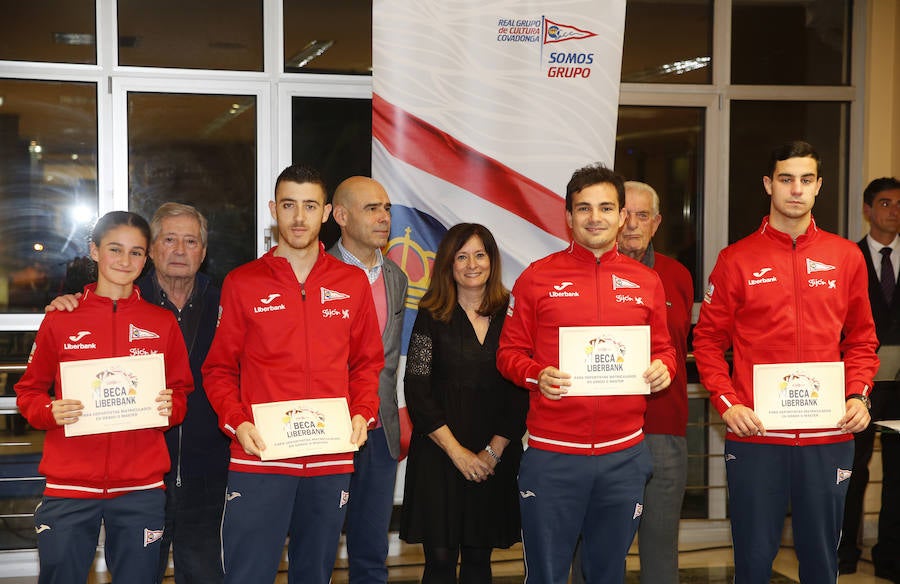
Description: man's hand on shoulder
xmin=45 ymin=293 xmax=83 ymax=313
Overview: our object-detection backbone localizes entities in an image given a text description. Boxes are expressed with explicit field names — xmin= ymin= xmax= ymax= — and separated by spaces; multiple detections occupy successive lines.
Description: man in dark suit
xmin=329 ymin=176 xmax=408 ymax=584
xmin=840 ymin=176 xmax=900 ymax=579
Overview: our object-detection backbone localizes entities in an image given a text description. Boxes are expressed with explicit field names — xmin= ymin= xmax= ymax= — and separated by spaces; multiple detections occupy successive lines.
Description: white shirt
xmin=866 ymin=233 xmax=900 ymax=281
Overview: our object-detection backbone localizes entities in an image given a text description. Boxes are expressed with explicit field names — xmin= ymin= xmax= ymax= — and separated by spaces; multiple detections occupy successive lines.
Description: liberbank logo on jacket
xmin=64 ymin=330 xmax=97 ymax=350
xmin=748 ymin=267 xmax=777 ymax=287
xmin=549 ymin=281 xmax=579 ymax=297
xmin=254 ymin=292 xmax=286 ymax=313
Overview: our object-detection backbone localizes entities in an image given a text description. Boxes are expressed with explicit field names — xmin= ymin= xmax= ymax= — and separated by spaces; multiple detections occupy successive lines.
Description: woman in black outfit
xmin=401 ymin=223 xmax=528 ymax=584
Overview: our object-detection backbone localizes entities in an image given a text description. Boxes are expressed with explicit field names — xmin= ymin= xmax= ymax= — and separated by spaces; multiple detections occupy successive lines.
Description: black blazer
xmin=858 ymin=238 xmax=900 ymax=346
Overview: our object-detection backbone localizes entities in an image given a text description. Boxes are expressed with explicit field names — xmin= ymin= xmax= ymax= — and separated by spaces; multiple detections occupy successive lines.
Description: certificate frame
xmin=60 ymin=353 xmax=167 ymax=437
xmin=752 ymin=361 xmax=845 ymax=430
xmin=251 ymin=397 xmax=358 ymax=461
xmin=558 ymin=325 xmax=650 ymax=396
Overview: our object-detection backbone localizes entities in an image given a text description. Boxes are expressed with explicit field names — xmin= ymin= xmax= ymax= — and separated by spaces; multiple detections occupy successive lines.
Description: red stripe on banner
xmin=373 ymin=93 xmax=569 ymax=240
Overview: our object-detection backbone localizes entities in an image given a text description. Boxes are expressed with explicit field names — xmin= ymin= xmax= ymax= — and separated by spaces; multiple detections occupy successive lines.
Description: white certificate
xmin=60 ymin=354 xmax=167 ymax=437
xmin=558 ymin=325 xmax=650 ymax=396
xmin=251 ymin=397 xmax=358 ymax=461
xmin=752 ymin=361 xmax=845 ymax=430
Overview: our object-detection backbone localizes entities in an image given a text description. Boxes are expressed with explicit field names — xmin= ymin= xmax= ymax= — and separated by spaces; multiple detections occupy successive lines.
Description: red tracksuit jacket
xmin=693 ymin=217 xmax=879 ymax=446
xmin=497 ymin=242 xmax=676 ymax=456
xmin=202 ymin=245 xmax=383 ymax=477
xmin=15 ymin=284 xmax=193 ymax=498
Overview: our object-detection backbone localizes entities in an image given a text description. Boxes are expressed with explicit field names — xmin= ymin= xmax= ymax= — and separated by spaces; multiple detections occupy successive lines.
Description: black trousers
xmin=840 ymin=380 xmax=900 ymax=575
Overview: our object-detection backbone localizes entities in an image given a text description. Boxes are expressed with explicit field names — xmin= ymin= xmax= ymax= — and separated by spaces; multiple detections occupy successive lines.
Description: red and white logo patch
xmin=143 ymin=528 xmax=164 ymax=547
xmin=633 ymin=503 xmax=643 ymax=519
xmin=836 ymin=468 xmax=852 ymax=484
xmin=130 ymin=324 xmax=160 ymax=342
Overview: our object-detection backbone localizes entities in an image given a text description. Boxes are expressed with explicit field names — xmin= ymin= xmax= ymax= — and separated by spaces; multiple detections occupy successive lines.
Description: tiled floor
xmin=329 ymin=542 xmax=893 ymax=584
xmin=2 ymin=541 xmax=893 ymax=583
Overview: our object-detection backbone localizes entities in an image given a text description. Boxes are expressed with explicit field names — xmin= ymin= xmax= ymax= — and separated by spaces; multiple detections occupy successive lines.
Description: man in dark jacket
xmin=839 ymin=176 xmax=900 ymax=580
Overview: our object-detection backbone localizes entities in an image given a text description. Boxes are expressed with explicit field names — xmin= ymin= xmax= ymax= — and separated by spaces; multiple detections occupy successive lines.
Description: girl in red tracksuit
xmin=15 ymin=211 xmax=193 ymax=584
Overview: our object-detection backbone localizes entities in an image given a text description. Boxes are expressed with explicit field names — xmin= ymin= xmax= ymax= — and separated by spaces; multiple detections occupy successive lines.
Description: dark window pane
xmin=729 ymin=101 xmax=848 ymax=243
xmin=0 ymin=333 xmax=42 ymax=551
xmin=621 ymin=1 xmax=713 ymax=84
xmin=615 ymin=106 xmax=704 ymax=300
xmin=0 ymin=79 xmax=98 ymax=312
xmin=284 ymin=1 xmax=372 ymax=74
xmin=683 ymin=397 xmax=709 ymax=519
xmin=117 ymin=0 xmax=263 ymax=71
xmin=732 ymin=0 xmax=851 ymax=85
xmin=291 ymin=96 xmax=372 ymax=247
xmin=0 ymin=0 xmax=96 ymax=64
xmin=127 ymin=93 xmax=257 ymax=285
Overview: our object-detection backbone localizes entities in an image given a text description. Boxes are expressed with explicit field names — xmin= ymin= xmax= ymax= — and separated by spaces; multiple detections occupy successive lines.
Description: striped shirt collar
xmin=337 ymin=238 xmax=384 ymax=284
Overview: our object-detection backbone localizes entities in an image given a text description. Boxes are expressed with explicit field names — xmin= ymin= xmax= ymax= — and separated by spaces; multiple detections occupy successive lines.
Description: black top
xmin=400 ymin=302 xmax=528 ymax=548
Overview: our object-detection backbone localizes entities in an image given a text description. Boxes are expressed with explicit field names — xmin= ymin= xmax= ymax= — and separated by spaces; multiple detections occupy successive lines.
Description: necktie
xmin=881 ymin=247 xmax=895 ymax=303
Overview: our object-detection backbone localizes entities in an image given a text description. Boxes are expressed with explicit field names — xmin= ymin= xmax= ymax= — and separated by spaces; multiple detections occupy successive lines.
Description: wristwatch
xmin=484 ymin=444 xmax=501 ymax=462
xmin=848 ymin=393 xmax=872 ymax=410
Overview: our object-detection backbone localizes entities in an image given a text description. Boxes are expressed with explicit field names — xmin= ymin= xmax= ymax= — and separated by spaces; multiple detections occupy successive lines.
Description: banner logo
xmin=495 ymin=15 xmax=600 ymax=79
xmin=544 ymin=18 xmax=597 ymax=44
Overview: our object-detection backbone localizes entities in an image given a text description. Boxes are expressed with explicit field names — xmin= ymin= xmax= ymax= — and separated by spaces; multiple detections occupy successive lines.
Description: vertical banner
xmin=375 ymin=0 xmax=627 ymax=496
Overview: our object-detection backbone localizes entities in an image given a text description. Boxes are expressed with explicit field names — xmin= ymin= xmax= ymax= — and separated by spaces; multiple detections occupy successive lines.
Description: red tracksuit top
xmin=644 ymin=253 xmax=694 ymax=436
xmin=693 ymin=217 xmax=879 ymax=446
xmin=202 ymin=244 xmax=383 ymax=477
xmin=497 ymin=242 xmax=676 ymax=456
xmin=15 ymin=284 xmax=194 ymax=499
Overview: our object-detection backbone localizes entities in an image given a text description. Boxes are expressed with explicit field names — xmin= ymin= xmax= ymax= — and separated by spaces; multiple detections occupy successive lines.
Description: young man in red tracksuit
xmin=693 ymin=141 xmax=879 ymax=583
xmin=202 ymin=164 xmax=383 ymax=584
xmin=497 ymin=163 xmax=676 ymax=584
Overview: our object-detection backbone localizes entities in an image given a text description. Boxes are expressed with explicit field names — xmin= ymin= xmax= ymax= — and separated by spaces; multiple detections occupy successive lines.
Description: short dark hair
xmin=863 ymin=177 xmax=900 ymax=206
xmin=274 ymin=164 xmax=327 ymax=200
xmin=418 ymin=223 xmax=509 ymax=323
xmin=768 ymin=141 xmax=821 ymax=178
xmin=565 ymin=163 xmax=625 ymax=211
xmin=91 ymin=211 xmax=151 ymax=248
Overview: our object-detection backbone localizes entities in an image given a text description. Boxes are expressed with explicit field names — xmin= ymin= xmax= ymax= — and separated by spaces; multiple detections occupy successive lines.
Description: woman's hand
xmin=476 ymin=449 xmax=499 ymax=473
xmin=429 ymin=425 xmax=493 ymax=482
xmin=51 ymin=399 xmax=83 ymax=425
xmin=448 ymin=445 xmax=494 ymax=483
